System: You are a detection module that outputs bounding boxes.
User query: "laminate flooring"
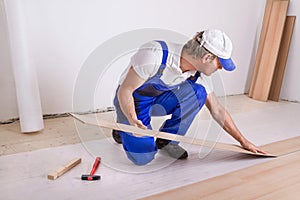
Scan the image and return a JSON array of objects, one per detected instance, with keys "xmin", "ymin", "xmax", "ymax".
[{"xmin": 0, "ymin": 95, "xmax": 299, "ymax": 199}]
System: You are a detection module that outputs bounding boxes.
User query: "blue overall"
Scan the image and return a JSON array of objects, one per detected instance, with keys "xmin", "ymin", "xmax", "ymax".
[{"xmin": 113, "ymin": 41, "xmax": 207, "ymax": 165}]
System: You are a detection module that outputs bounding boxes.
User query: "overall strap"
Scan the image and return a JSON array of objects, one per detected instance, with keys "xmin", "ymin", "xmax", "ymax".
[
  {"xmin": 188, "ymin": 71, "xmax": 201, "ymax": 83},
  {"xmin": 155, "ymin": 40, "xmax": 168, "ymax": 76}
]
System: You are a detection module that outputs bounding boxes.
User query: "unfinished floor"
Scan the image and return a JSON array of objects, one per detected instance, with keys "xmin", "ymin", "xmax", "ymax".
[{"xmin": 0, "ymin": 95, "xmax": 300, "ymax": 199}]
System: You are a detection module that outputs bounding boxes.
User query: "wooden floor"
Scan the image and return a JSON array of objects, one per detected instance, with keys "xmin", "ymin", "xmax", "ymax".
[
  {"xmin": 142, "ymin": 145, "xmax": 300, "ymax": 200},
  {"xmin": 1, "ymin": 95, "xmax": 300, "ymax": 199}
]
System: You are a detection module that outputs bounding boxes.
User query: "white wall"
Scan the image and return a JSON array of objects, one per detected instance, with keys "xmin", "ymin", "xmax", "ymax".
[
  {"xmin": 280, "ymin": 0, "xmax": 300, "ymax": 102},
  {"xmin": 0, "ymin": 0, "xmax": 298, "ymax": 121},
  {"xmin": 0, "ymin": 0, "xmax": 18, "ymax": 120}
]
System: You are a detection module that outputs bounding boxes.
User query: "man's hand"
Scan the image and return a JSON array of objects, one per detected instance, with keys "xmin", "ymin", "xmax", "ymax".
[
  {"xmin": 241, "ymin": 140, "xmax": 267, "ymax": 154},
  {"xmin": 129, "ymin": 117, "xmax": 147, "ymax": 130},
  {"xmin": 127, "ymin": 116, "xmax": 147, "ymax": 137}
]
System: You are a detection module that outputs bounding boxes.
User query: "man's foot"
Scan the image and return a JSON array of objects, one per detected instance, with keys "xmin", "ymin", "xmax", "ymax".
[
  {"xmin": 112, "ymin": 130, "xmax": 122, "ymax": 144},
  {"xmin": 156, "ymin": 138, "xmax": 188, "ymax": 159}
]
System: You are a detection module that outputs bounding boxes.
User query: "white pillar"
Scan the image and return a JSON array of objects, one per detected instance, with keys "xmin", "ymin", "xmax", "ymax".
[{"xmin": 3, "ymin": 0, "xmax": 43, "ymax": 132}]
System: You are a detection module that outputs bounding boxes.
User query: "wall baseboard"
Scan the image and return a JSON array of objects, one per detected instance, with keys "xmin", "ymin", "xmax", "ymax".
[{"xmin": 0, "ymin": 107, "xmax": 115, "ymax": 125}]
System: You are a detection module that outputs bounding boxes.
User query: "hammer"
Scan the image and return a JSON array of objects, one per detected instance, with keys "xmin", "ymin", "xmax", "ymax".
[{"xmin": 81, "ymin": 157, "xmax": 101, "ymax": 181}]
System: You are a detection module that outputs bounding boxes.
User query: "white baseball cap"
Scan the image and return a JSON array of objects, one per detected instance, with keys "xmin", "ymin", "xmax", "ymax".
[{"xmin": 199, "ymin": 29, "xmax": 236, "ymax": 71}]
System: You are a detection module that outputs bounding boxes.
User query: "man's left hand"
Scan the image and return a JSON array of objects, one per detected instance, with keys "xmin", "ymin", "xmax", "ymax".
[{"xmin": 241, "ymin": 140, "xmax": 267, "ymax": 154}]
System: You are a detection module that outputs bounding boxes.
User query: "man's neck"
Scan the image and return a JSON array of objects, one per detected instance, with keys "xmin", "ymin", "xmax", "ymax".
[{"xmin": 180, "ymin": 49, "xmax": 197, "ymax": 72}]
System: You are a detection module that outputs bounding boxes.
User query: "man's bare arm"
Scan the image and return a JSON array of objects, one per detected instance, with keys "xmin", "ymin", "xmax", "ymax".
[
  {"xmin": 117, "ymin": 66, "xmax": 147, "ymax": 129},
  {"xmin": 205, "ymin": 92, "xmax": 267, "ymax": 154}
]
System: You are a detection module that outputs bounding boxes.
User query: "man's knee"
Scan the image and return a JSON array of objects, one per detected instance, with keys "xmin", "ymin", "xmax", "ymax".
[
  {"xmin": 125, "ymin": 151, "xmax": 157, "ymax": 165},
  {"xmin": 121, "ymin": 133, "xmax": 158, "ymax": 165}
]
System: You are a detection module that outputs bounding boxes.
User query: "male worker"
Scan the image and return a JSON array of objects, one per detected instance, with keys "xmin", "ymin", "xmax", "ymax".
[{"xmin": 112, "ymin": 29, "xmax": 266, "ymax": 165}]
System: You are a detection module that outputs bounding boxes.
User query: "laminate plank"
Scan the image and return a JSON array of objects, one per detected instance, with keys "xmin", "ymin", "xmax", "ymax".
[
  {"xmin": 249, "ymin": 0, "xmax": 274, "ymax": 97},
  {"xmin": 251, "ymin": 0, "xmax": 289, "ymax": 101},
  {"xmin": 70, "ymin": 113, "xmax": 274, "ymax": 157},
  {"xmin": 47, "ymin": 158, "xmax": 81, "ymax": 180},
  {"xmin": 260, "ymin": 135, "xmax": 300, "ymax": 156},
  {"xmin": 141, "ymin": 151, "xmax": 300, "ymax": 200},
  {"xmin": 257, "ymin": 181, "xmax": 300, "ymax": 200},
  {"xmin": 269, "ymin": 16, "xmax": 296, "ymax": 101},
  {"xmin": 71, "ymin": 112, "xmax": 300, "ymax": 157}
]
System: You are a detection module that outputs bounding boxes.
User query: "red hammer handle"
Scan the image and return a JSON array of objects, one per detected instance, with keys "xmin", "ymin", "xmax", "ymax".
[{"xmin": 90, "ymin": 157, "xmax": 101, "ymax": 175}]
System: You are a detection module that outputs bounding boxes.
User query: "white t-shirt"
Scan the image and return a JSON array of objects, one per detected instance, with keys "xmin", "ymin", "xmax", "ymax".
[{"xmin": 119, "ymin": 41, "xmax": 213, "ymax": 94}]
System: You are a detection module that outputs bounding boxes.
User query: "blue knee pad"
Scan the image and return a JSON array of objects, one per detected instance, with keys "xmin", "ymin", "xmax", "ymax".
[{"xmin": 121, "ymin": 132, "xmax": 158, "ymax": 166}]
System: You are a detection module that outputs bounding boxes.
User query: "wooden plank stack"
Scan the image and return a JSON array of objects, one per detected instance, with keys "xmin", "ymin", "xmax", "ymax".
[
  {"xmin": 269, "ymin": 16, "xmax": 296, "ymax": 101},
  {"xmin": 249, "ymin": 0, "xmax": 295, "ymax": 101}
]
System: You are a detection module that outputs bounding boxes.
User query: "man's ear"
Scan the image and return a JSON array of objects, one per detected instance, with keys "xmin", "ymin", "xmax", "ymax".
[{"xmin": 202, "ymin": 54, "xmax": 213, "ymax": 63}]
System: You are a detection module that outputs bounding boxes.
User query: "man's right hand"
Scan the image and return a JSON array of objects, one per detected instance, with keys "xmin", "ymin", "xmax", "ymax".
[{"xmin": 129, "ymin": 117, "xmax": 147, "ymax": 130}]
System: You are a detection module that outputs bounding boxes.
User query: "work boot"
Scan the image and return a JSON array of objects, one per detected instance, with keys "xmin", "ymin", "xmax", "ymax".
[
  {"xmin": 156, "ymin": 138, "xmax": 188, "ymax": 159},
  {"xmin": 112, "ymin": 130, "xmax": 122, "ymax": 144}
]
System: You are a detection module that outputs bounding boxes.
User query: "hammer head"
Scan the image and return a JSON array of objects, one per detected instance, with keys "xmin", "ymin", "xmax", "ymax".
[{"xmin": 81, "ymin": 174, "xmax": 101, "ymax": 181}]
